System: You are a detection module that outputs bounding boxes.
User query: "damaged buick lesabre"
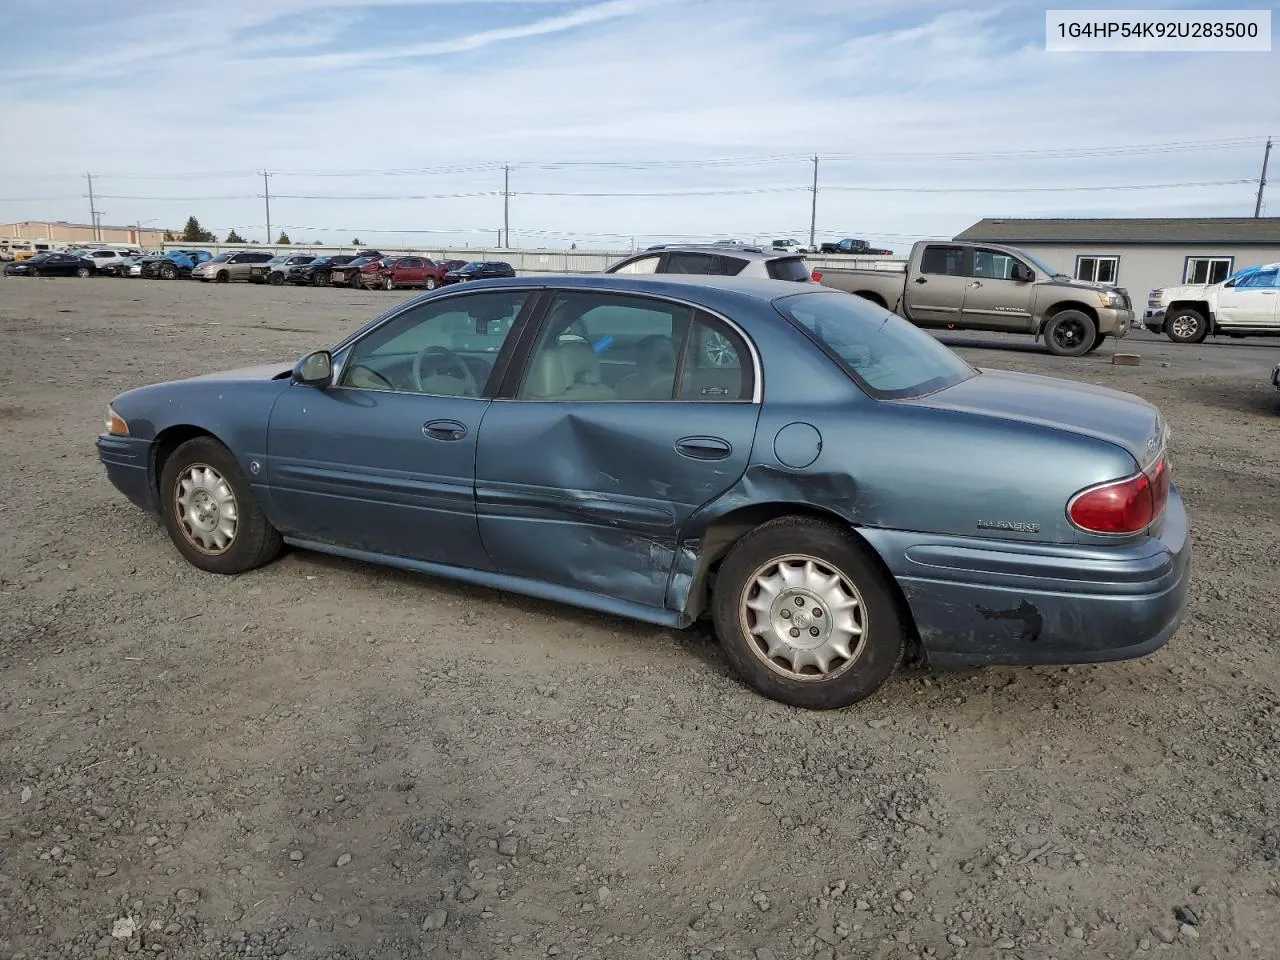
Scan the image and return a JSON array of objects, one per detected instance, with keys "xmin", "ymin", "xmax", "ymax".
[{"xmin": 97, "ymin": 275, "xmax": 1191, "ymax": 709}]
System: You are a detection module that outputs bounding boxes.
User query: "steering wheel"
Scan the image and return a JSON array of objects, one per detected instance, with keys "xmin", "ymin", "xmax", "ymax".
[{"xmin": 412, "ymin": 345, "xmax": 479, "ymax": 396}]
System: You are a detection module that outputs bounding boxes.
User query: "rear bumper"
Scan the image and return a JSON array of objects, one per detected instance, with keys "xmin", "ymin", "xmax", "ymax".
[
  {"xmin": 97, "ymin": 435, "xmax": 156, "ymax": 513},
  {"xmin": 860, "ymin": 486, "xmax": 1191, "ymax": 666}
]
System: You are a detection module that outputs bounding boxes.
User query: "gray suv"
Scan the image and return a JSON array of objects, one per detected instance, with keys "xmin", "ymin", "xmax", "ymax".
[{"xmin": 605, "ymin": 244, "xmax": 816, "ymax": 283}]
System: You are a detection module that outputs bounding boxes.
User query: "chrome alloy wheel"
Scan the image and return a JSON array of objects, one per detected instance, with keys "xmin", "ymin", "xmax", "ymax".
[
  {"xmin": 1171, "ymin": 314, "xmax": 1200, "ymax": 339},
  {"xmin": 739, "ymin": 555, "xmax": 867, "ymax": 681},
  {"xmin": 174, "ymin": 463, "xmax": 238, "ymax": 554}
]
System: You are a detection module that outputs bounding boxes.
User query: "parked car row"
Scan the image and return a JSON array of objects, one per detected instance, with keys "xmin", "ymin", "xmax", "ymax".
[{"xmin": 4, "ymin": 247, "xmax": 518, "ymax": 291}]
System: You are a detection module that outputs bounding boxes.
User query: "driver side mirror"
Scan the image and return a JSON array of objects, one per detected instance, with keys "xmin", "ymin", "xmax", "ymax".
[
  {"xmin": 292, "ymin": 350, "xmax": 333, "ymax": 387},
  {"xmin": 1012, "ymin": 263, "xmax": 1035, "ymax": 282}
]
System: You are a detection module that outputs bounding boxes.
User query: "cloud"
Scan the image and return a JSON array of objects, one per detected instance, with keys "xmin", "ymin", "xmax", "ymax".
[{"xmin": 0, "ymin": 0, "xmax": 1275, "ymax": 247}]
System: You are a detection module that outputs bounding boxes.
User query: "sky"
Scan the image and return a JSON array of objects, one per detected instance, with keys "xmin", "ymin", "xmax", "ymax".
[{"xmin": 0, "ymin": 0, "xmax": 1276, "ymax": 253}]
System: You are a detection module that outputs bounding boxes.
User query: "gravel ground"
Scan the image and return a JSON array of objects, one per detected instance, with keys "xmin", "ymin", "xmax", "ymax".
[{"xmin": 1, "ymin": 275, "xmax": 1278, "ymax": 960}]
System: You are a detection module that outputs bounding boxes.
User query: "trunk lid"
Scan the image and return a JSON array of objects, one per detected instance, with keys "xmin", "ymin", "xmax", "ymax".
[{"xmin": 909, "ymin": 369, "xmax": 1166, "ymax": 468}]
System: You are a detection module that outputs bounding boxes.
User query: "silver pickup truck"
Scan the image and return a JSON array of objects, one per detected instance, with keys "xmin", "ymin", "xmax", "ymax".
[{"xmin": 814, "ymin": 240, "xmax": 1134, "ymax": 357}]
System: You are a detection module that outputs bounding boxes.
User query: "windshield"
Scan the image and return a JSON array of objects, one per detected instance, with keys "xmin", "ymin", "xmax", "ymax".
[
  {"xmin": 1021, "ymin": 251, "xmax": 1065, "ymax": 278},
  {"xmin": 774, "ymin": 290, "xmax": 976, "ymax": 400},
  {"xmin": 208, "ymin": 253, "xmax": 231, "ymax": 263},
  {"xmin": 458, "ymin": 263, "xmax": 481, "ymax": 273}
]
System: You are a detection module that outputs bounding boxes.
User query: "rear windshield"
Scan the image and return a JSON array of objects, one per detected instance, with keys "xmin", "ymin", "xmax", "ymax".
[
  {"xmin": 766, "ymin": 257, "xmax": 812, "ymax": 282},
  {"xmin": 774, "ymin": 291, "xmax": 976, "ymax": 400}
]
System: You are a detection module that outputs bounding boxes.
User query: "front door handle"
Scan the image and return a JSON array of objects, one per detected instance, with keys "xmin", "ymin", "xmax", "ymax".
[
  {"xmin": 676, "ymin": 436, "xmax": 732, "ymax": 461},
  {"xmin": 967, "ymin": 280, "xmax": 982, "ymax": 289},
  {"xmin": 913, "ymin": 276, "xmax": 927, "ymax": 284},
  {"xmin": 423, "ymin": 419, "xmax": 467, "ymax": 441}
]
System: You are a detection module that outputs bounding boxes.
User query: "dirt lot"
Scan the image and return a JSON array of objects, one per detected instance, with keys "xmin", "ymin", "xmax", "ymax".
[{"xmin": 1, "ymin": 275, "xmax": 1278, "ymax": 960}]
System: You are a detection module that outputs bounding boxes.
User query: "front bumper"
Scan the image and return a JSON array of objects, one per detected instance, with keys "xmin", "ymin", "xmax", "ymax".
[
  {"xmin": 860, "ymin": 486, "xmax": 1191, "ymax": 667},
  {"xmin": 1143, "ymin": 308, "xmax": 1166, "ymax": 333},
  {"xmin": 1099, "ymin": 306, "xmax": 1134, "ymax": 338},
  {"xmin": 97, "ymin": 434, "xmax": 156, "ymax": 513}
]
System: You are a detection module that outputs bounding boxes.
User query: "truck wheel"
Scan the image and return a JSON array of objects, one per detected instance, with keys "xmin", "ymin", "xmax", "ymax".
[
  {"xmin": 855, "ymin": 291, "xmax": 887, "ymax": 308},
  {"xmin": 711, "ymin": 517, "xmax": 904, "ymax": 710},
  {"xmin": 1165, "ymin": 308, "xmax": 1209, "ymax": 344},
  {"xmin": 1086, "ymin": 333, "xmax": 1107, "ymax": 353},
  {"xmin": 1044, "ymin": 310, "xmax": 1097, "ymax": 357}
]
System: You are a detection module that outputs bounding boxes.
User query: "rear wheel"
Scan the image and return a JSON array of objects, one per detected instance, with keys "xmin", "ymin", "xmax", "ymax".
[
  {"xmin": 76, "ymin": 266, "xmax": 90, "ymax": 278},
  {"xmin": 1165, "ymin": 307, "xmax": 1209, "ymax": 344},
  {"xmin": 160, "ymin": 263, "xmax": 177, "ymax": 280},
  {"xmin": 424, "ymin": 277, "xmax": 437, "ymax": 291},
  {"xmin": 1044, "ymin": 310, "xmax": 1097, "ymax": 357},
  {"xmin": 312, "ymin": 272, "xmax": 328, "ymax": 286},
  {"xmin": 215, "ymin": 270, "xmax": 229, "ymax": 283},
  {"xmin": 159, "ymin": 436, "xmax": 283, "ymax": 575},
  {"xmin": 29, "ymin": 268, "xmax": 39, "ymax": 278},
  {"xmin": 383, "ymin": 276, "xmax": 394, "ymax": 290},
  {"xmin": 268, "ymin": 271, "xmax": 284, "ymax": 285},
  {"xmin": 711, "ymin": 517, "xmax": 904, "ymax": 709}
]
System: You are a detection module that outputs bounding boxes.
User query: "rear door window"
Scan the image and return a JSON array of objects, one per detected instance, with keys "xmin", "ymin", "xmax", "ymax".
[{"xmin": 919, "ymin": 245, "xmax": 966, "ymax": 276}]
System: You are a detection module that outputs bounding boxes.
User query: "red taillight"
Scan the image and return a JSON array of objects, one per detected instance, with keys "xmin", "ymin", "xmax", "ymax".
[
  {"xmin": 1068, "ymin": 456, "xmax": 1169, "ymax": 535},
  {"xmin": 811, "ymin": 270, "xmax": 823, "ymax": 282}
]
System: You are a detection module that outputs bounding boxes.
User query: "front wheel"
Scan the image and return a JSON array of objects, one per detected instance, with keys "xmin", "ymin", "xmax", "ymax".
[
  {"xmin": 76, "ymin": 266, "xmax": 90, "ymax": 278},
  {"xmin": 160, "ymin": 263, "xmax": 177, "ymax": 280},
  {"xmin": 1043, "ymin": 310, "xmax": 1097, "ymax": 357},
  {"xmin": 1165, "ymin": 307, "xmax": 1209, "ymax": 344},
  {"xmin": 159, "ymin": 436, "xmax": 283, "ymax": 575},
  {"xmin": 312, "ymin": 272, "xmax": 328, "ymax": 286},
  {"xmin": 424, "ymin": 277, "xmax": 437, "ymax": 291},
  {"xmin": 1086, "ymin": 333, "xmax": 1107, "ymax": 354},
  {"xmin": 711, "ymin": 517, "xmax": 904, "ymax": 709},
  {"xmin": 215, "ymin": 270, "xmax": 230, "ymax": 283},
  {"xmin": 383, "ymin": 276, "xmax": 394, "ymax": 291}
]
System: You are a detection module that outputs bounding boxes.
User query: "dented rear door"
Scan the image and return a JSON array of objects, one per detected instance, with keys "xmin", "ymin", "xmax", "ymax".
[{"xmin": 474, "ymin": 290, "xmax": 762, "ymax": 609}]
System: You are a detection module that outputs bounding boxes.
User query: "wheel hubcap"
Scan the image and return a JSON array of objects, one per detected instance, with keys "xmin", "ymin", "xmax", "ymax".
[
  {"xmin": 1172, "ymin": 316, "xmax": 1198, "ymax": 338},
  {"xmin": 739, "ymin": 555, "xmax": 867, "ymax": 681},
  {"xmin": 175, "ymin": 464, "xmax": 238, "ymax": 554}
]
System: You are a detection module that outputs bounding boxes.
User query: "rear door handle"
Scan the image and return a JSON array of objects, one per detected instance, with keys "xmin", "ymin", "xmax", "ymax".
[
  {"xmin": 676, "ymin": 436, "xmax": 732, "ymax": 461},
  {"xmin": 423, "ymin": 419, "xmax": 467, "ymax": 441},
  {"xmin": 967, "ymin": 281, "xmax": 982, "ymax": 289},
  {"xmin": 913, "ymin": 277, "xmax": 927, "ymax": 284}
]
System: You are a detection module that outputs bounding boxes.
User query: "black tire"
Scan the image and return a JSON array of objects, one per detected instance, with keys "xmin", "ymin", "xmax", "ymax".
[
  {"xmin": 312, "ymin": 272, "xmax": 328, "ymax": 286},
  {"xmin": 383, "ymin": 276, "xmax": 394, "ymax": 291},
  {"xmin": 350, "ymin": 274, "xmax": 363, "ymax": 289},
  {"xmin": 1165, "ymin": 307, "xmax": 1209, "ymax": 344},
  {"xmin": 1085, "ymin": 333, "xmax": 1107, "ymax": 354},
  {"xmin": 76, "ymin": 266, "xmax": 90, "ymax": 278},
  {"xmin": 268, "ymin": 271, "xmax": 284, "ymax": 285},
  {"xmin": 711, "ymin": 517, "xmax": 904, "ymax": 710},
  {"xmin": 159, "ymin": 436, "xmax": 283, "ymax": 575},
  {"xmin": 215, "ymin": 270, "xmax": 230, "ymax": 283},
  {"xmin": 1043, "ymin": 309, "xmax": 1097, "ymax": 357},
  {"xmin": 160, "ymin": 263, "xmax": 177, "ymax": 280},
  {"xmin": 29, "ymin": 268, "xmax": 39, "ymax": 278}
]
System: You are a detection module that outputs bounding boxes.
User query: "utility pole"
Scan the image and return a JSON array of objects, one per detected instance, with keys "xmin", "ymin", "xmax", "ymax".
[
  {"xmin": 263, "ymin": 171, "xmax": 272, "ymax": 243},
  {"xmin": 503, "ymin": 165, "xmax": 512, "ymax": 247},
  {"xmin": 1254, "ymin": 137, "xmax": 1272, "ymax": 218},
  {"xmin": 86, "ymin": 173, "xmax": 98, "ymax": 242},
  {"xmin": 808, "ymin": 155, "xmax": 819, "ymax": 250}
]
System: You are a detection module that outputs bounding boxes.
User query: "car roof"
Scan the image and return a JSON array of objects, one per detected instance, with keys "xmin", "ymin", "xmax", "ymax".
[
  {"xmin": 438, "ymin": 272, "xmax": 826, "ymax": 308},
  {"xmin": 621, "ymin": 243, "xmax": 800, "ymax": 260}
]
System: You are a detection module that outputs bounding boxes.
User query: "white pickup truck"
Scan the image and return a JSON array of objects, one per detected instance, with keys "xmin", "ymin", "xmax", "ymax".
[{"xmin": 1145, "ymin": 262, "xmax": 1280, "ymax": 343}]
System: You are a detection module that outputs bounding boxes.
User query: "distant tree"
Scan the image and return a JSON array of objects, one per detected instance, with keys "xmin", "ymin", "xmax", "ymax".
[
  {"xmin": 225, "ymin": 229, "xmax": 246, "ymax": 244},
  {"xmin": 277, "ymin": 232, "xmax": 291, "ymax": 245},
  {"xmin": 180, "ymin": 216, "xmax": 216, "ymax": 243},
  {"xmin": 352, "ymin": 238, "xmax": 363, "ymax": 245},
  {"xmin": 162, "ymin": 230, "xmax": 175, "ymax": 242}
]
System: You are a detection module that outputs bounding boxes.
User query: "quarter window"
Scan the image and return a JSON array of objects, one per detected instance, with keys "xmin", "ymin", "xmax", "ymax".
[
  {"xmin": 516, "ymin": 291, "xmax": 753, "ymax": 402},
  {"xmin": 662, "ymin": 252, "xmax": 743, "ymax": 275},
  {"xmin": 339, "ymin": 291, "xmax": 528, "ymax": 397},
  {"xmin": 1075, "ymin": 256, "xmax": 1119, "ymax": 284},
  {"xmin": 611, "ymin": 255, "xmax": 660, "ymax": 274},
  {"xmin": 919, "ymin": 245, "xmax": 965, "ymax": 276},
  {"xmin": 1184, "ymin": 256, "xmax": 1234, "ymax": 284}
]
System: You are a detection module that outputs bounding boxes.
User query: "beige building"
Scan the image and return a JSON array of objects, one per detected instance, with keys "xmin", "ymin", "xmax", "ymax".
[
  {"xmin": 954, "ymin": 217, "xmax": 1280, "ymax": 300},
  {"xmin": 1, "ymin": 220, "xmax": 171, "ymax": 247}
]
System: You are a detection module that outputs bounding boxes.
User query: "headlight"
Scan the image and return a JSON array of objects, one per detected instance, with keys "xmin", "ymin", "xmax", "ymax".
[
  {"xmin": 1098, "ymin": 290, "xmax": 1126, "ymax": 308},
  {"xmin": 104, "ymin": 404, "xmax": 129, "ymax": 436}
]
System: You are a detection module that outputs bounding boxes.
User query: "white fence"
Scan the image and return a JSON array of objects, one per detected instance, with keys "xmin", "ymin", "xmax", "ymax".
[{"xmin": 159, "ymin": 241, "xmax": 907, "ymax": 276}]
